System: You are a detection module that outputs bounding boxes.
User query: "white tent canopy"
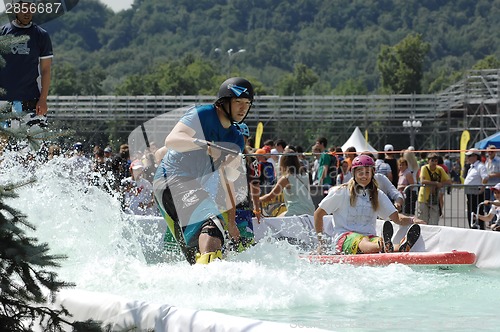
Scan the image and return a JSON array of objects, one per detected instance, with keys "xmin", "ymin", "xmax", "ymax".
[{"xmin": 341, "ymin": 127, "xmax": 378, "ymax": 154}]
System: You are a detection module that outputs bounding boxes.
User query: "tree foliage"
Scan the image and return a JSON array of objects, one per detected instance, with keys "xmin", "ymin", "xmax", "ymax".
[
  {"xmin": 28, "ymin": 0, "xmax": 500, "ymax": 95},
  {"xmin": 377, "ymin": 33, "xmax": 430, "ymax": 94},
  {"xmin": 0, "ymin": 183, "xmax": 103, "ymax": 332},
  {"xmin": 277, "ymin": 63, "xmax": 319, "ymax": 95}
]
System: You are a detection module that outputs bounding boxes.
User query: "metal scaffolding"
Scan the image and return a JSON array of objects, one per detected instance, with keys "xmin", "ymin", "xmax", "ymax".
[{"xmin": 47, "ymin": 69, "xmax": 499, "ymax": 151}]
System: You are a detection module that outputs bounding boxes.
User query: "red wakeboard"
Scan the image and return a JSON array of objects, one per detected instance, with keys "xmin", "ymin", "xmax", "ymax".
[{"xmin": 301, "ymin": 250, "xmax": 476, "ymax": 266}]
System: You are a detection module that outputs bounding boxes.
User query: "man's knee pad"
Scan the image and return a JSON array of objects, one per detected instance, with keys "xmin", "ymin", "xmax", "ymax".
[
  {"xmin": 200, "ymin": 215, "xmax": 225, "ymax": 244},
  {"xmin": 195, "ymin": 250, "xmax": 223, "ymax": 264}
]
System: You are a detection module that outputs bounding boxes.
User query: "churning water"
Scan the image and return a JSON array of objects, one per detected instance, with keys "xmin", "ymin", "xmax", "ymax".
[{"xmin": 2, "ymin": 154, "xmax": 500, "ymax": 331}]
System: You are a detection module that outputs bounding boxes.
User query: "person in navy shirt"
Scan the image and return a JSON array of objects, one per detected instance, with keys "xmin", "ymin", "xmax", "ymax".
[
  {"xmin": 0, "ymin": 0, "xmax": 53, "ymax": 127},
  {"xmin": 153, "ymin": 77, "xmax": 254, "ymax": 265}
]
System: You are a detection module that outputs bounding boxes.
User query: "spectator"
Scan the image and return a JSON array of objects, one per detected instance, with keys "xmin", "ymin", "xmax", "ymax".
[
  {"xmin": 109, "ymin": 144, "xmax": 131, "ymax": 191},
  {"xmin": 402, "ymin": 149, "xmax": 419, "ymax": 209},
  {"xmin": 47, "ymin": 144, "xmax": 60, "ymax": 160},
  {"xmin": 344, "ymin": 146, "xmax": 357, "ymax": 170},
  {"xmin": 233, "ymin": 122, "xmax": 260, "ymax": 249},
  {"xmin": 464, "ymin": 148, "xmax": 488, "ymax": 229},
  {"xmin": 484, "ymin": 145, "xmax": 500, "ymax": 213},
  {"xmin": 475, "ymin": 183, "xmax": 500, "ymax": 231},
  {"xmin": 260, "ymin": 153, "xmax": 315, "ymax": 217},
  {"xmin": 104, "ymin": 146, "xmax": 113, "ymax": 160},
  {"xmin": 375, "ymin": 152, "xmax": 393, "ymax": 182},
  {"xmin": 417, "ymin": 153, "xmax": 451, "ymax": 225},
  {"xmin": 397, "ymin": 157, "xmax": 416, "ymax": 215},
  {"xmin": 450, "ymin": 160, "xmax": 462, "ymax": 184},
  {"xmin": 122, "ymin": 160, "xmax": 156, "ymax": 216},
  {"xmin": 0, "ymin": 0, "xmax": 53, "ymax": 129},
  {"xmin": 383, "ymin": 144, "xmax": 399, "ymax": 187},
  {"xmin": 310, "ymin": 144, "xmax": 322, "ymax": 185},
  {"xmin": 295, "ymin": 145, "xmax": 309, "ymax": 175},
  {"xmin": 336, "ymin": 159, "xmax": 351, "ymax": 185},
  {"xmin": 314, "ymin": 137, "xmax": 335, "ymax": 186},
  {"xmin": 262, "ymin": 139, "xmax": 274, "ymax": 154},
  {"xmin": 66, "ymin": 142, "xmax": 92, "ymax": 184},
  {"xmin": 255, "ymin": 148, "xmax": 275, "ymax": 185}
]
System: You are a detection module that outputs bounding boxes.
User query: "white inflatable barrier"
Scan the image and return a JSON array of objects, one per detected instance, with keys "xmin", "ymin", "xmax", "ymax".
[
  {"xmin": 49, "ymin": 215, "xmax": 499, "ymax": 332},
  {"xmin": 253, "ymin": 215, "xmax": 500, "ymax": 269},
  {"xmin": 47, "ymin": 289, "xmax": 329, "ymax": 332}
]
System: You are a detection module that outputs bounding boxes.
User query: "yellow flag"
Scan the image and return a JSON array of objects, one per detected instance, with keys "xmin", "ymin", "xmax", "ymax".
[
  {"xmin": 460, "ymin": 130, "xmax": 470, "ymax": 183},
  {"xmin": 254, "ymin": 122, "xmax": 264, "ymax": 149}
]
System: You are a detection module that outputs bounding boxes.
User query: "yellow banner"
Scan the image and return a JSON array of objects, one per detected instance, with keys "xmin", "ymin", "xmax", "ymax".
[
  {"xmin": 460, "ymin": 130, "xmax": 470, "ymax": 183},
  {"xmin": 254, "ymin": 122, "xmax": 264, "ymax": 149}
]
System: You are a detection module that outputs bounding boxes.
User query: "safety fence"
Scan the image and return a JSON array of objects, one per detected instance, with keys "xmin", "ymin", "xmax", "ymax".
[{"xmin": 260, "ymin": 183, "xmax": 496, "ymax": 230}]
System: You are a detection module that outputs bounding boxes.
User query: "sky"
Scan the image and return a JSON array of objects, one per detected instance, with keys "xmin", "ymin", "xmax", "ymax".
[{"xmin": 100, "ymin": 0, "xmax": 134, "ymax": 12}]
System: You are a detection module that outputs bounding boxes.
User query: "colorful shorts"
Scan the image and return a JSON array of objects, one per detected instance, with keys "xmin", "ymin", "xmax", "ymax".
[
  {"xmin": 153, "ymin": 175, "xmax": 223, "ymax": 264},
  {"xmin": 336, "ymin": 231, "xmax": 380, "ymax": 254}
]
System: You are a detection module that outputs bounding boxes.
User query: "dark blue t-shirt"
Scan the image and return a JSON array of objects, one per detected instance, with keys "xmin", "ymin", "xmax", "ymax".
[
  {"xmin": 157, "ymin": 104, "xmax": 245, "ymax": 180},
  {"xmin": 0, "ymin": 21, "xmax": 53, "ymax": 101}
]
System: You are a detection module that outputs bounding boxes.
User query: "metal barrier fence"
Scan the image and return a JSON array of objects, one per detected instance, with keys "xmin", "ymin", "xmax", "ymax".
[
  {"xmin": 404, "ymin": 184, "xmax": 489, "ymax": 229},
  {"xmin": 260, "ymin": 183, "xmax": 495, "ymax": 229}
]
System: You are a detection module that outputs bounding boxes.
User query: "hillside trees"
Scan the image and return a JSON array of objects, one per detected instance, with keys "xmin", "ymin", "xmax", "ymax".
[
  {"xmin": 377, "ymin": 33, "xmax": 430, "ymax": 94},
  {"xmin": 42, "ymin": 0, "xmax": 500, "ymax": 96},
  {"xmin": 115, "ymin": 55, "xmax": 219, "ymax": 95}
]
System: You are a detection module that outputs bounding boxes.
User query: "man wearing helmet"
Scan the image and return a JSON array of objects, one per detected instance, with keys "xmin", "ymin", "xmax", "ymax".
[
  {"xmin": 0, "ymin": 0, "xmax": 53, "ymax": 128},
  {"xmin": 153, "ymin": 77, "xmax": 254, "ymax": 265},
  {"xmin": 314, "ymin": 155, "xmax": 422, "ymax": 255}
]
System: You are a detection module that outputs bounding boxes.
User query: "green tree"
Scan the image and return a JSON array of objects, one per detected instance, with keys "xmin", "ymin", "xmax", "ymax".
[
  {"xmin": 472, "ymin": 55, "xmax": 500, "ymax": 70},
  {"xmin": 377, "ymin": 33, "xmax": 431, "ymax": 94},
  {"xmin": 333, "ymin": 78, "xmax": 368, "ymax": 95},
  {"xmin": 277, "ymin": 63, "xmax": 318, "ymax": 95},
  {"xmin": 51, "ymin": 63, "xmax": 106, "ymax": 95}
]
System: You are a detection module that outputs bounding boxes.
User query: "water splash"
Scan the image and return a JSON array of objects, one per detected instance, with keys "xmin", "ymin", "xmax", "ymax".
[{"xmin": 3, "ymin": 157, "xmax": 500, "ymax": 331}]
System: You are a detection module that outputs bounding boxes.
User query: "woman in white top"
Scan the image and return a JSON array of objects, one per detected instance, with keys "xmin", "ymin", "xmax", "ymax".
[
  {"xmin": 314, "ymin": 155, "xmax": 420, "ymax": 255},
  {"xmin": 259, "ymin": 153, "xmax": 315, "ymax": 217}
]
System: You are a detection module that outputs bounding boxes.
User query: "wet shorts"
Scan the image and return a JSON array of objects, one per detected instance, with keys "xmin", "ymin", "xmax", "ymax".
[{"xmin": 336, "ymin": 231, "xmax": 380, "ymax": 254}]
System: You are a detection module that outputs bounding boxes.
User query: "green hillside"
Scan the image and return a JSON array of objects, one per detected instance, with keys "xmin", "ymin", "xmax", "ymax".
[{"xmin": 39, "ymin": 0, "xmax": 500, "ymax": 95}]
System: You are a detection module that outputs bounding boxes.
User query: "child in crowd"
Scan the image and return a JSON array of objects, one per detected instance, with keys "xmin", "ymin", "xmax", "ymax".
[
  {"xmin": 255, "ymin": 148, "xmax": 275, "ymax": 185},
  {"xmin": 474, "ymin": 183, "xmax": 500, "ymax": 231}
]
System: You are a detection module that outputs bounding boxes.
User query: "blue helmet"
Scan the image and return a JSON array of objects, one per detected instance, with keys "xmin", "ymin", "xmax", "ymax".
[{"xmin": 237, "ymin": 123, "xmax": 250, "ymax": 137}]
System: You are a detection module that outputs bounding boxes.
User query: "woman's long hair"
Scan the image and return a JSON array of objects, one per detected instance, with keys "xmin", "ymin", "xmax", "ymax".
[
  {"xmin": 342, "ymin": 166, "xmax": 379, "ymax": 210},
  {"xmin": 279, "ymin": 154, "xmax": 303, "ymax": 176},
  {"xmin": 403, "ymin": 150, "xmax": 419, "ymax": 172}
]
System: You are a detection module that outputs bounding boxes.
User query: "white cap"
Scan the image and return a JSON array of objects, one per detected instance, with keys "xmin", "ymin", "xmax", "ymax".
[
  {"xmin": 271, "ymin": 148, "xmax": 279, "ymax": 154},
  {"xmin": 384, "ymin": 144, "xmax": 394, "ymax": 152},
  {"xmin": 492, "ymin": 183, "xmax": 500, "ymax": 192},
  {"xmin": 465, "ymin": 148, "xmax": 481, "ymax": 156}
]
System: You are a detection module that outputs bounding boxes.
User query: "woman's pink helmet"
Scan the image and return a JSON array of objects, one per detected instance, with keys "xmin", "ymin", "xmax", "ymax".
[{"xmin": 351, "ymin": 155, "xmax": 375, "ymax": 170}]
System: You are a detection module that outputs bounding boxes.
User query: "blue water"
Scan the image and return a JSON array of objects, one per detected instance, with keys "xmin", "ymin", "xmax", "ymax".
[{"xmin": 3, "ymin": 154, "xmax": 500, "ymax": 331}]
